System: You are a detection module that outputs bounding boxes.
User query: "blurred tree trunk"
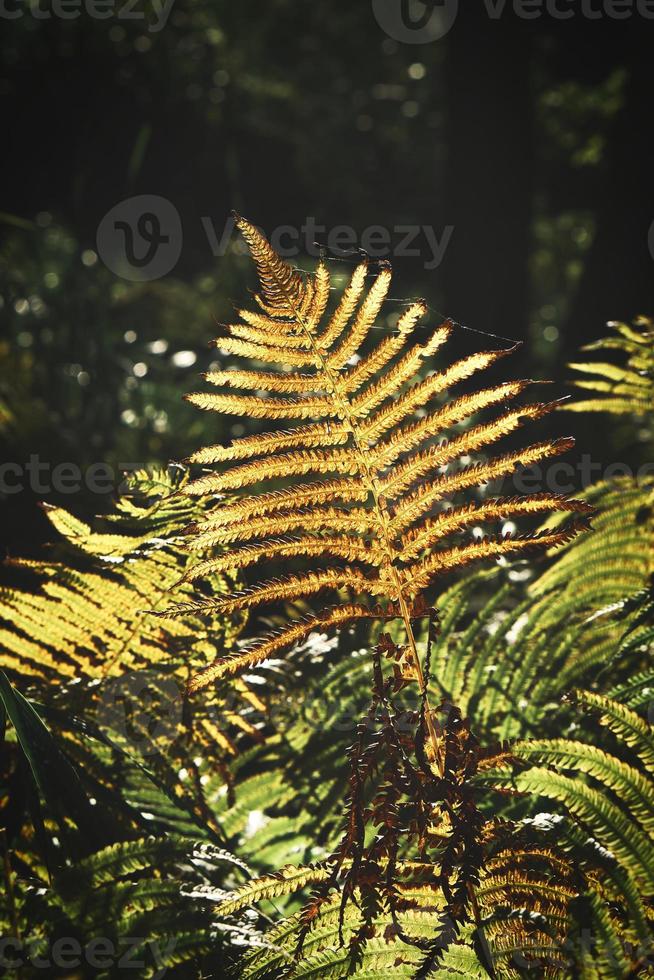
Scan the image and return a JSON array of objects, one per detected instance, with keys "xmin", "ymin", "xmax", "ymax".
[
  {"xmin": 443, "ymin": 10, "xmax": 534, "ymax": 341},
  {"xmin": 563, "ymin": 29, "xmax": 654, "ymax": 347}
]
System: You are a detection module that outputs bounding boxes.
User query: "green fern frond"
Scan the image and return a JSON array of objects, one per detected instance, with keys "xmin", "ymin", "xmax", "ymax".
[
  {"xmin": 479, "ymin": 688, "xmax": 654, "ymax": 976},
  {"xmin": 0, "ymin": 466, "xmax": 244, "ymax": 691},
  {"xmin": 563, "ymin": 316, "xmax": 654, "ymax": 419}
]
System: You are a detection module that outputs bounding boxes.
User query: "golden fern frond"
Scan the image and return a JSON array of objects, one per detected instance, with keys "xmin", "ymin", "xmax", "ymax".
[
  {"xmin": 340, "ymin": 300, "xmax": 433, "ymax": 396},
  {"xmin": 187, "ymin": 604, "xmax": 378, "ymax": 691},
  {"xmin": 179, "ymin": 535, "xmax": 384, "ymax": 580},
  {"xmin": 347, "ymin": 320, "xmax": 452, "ymax": 415},
  {"xmin": 239, "ymin": 219, "xmax": 326, "ymax": 318},
  {"xmin": 399, "ymin": 494, "xmax": 593, "ymax": 563},
  {"xmin": 564, "ymin": 316, "xmax": 654, "ymax": 417},
  {"xmin": 185, "ymin": 390, "xmax": 340, "ymax": 421},
  {"xmin": 163, "ymin": 567, "xmax": 386, "ymax": 618},
  {"xmin": 389, "ymin": 438, "xmax": 577, "ymax": 535},
  {"xmin": 175, "ymin": 216, "xmax": 587, "ymax": 698},
  {"xmin": 354, "ymin": 346, "xmax": 514, "ymax": 437},
  {"xmin": 188, "ymin": 422, "xmax": 350, "ymax": 465},
  {"xmin": 186, "ymin": 448, "xmax": 360, "ymax": 495},
  {"xmin": 185, "ymin": 506, "xmax": 376, "ymax": 550},
  {"xmin": 184, "ymin": 479, "xmax": 369, "ymax": 524},
  {"xmin": 315, "ymin": 260, "xmax": 368, "ymax": 351},
  {"xmin": 202, "ymin": 368, "xmax": 326, "ymax": 394},
  {"xmin": 228, "ymin": 322, "xmax": 312, "ymax": 348},
  {"xmin": 372, "ymin": 386, "xmax": 543, "ymax": 472},
  {"xmin": 380, "ymin": 433, "xmax": 565, "ymax": 499},
  {"xmin": 209, "ymin": 335, "xmax": 318, "ymax": 365},
  {"xmin": 403, "ymin": 524, "xmax": 584, "ymax": 595},
  {"xmin": 324, "ymin": 263, "xmax": 392, "ymax": 371}
]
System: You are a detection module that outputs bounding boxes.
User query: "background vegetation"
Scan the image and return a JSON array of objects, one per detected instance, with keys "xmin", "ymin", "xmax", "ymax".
[
  {"xmin": 1, "ymin": 3, "xmax": 653, "ymax": 550},
  {"xmin": 1, "ymin": 4, "xmax": 653, "ymax": 978}
]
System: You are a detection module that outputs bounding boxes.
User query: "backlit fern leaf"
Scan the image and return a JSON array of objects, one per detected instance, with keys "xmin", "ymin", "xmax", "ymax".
[
  {"xmin": 424, "ymin": 475, "xmax": 652, "ymax": 742},
  {"xmin": 532, "ymin": 478, "xmax": 653, "ymax": 615},
  {"xmin": 166, "ymin": 216, "xmax": 589, "ymax": 695},
  {"xmin": 477, "ymin": 845, "xmax": 578, "ymax": 978},
  {"xmin": 481, "ymin": 690, "xmax": 654, "ymax": 974},
  {"xmin": 212, "ymin": 863, "xmax": 333, "ymax": 918},
  {"xmin": 0, "ymin": 466, "xmax": 258, "ymax": 779},
  {"xmin": 564, "ymin": 315, "xmax": 654, "ymax": 418},
  {"xmin": 0, "ymin": 466, "xmax": 243, "ymax": 688},
  {"xmin": 4, "ymin": 834, "xmax": 249, "ymax": 977},
  {"xmin": 235, "ymin": 874, "xmax": 490, "ymax": 979}
]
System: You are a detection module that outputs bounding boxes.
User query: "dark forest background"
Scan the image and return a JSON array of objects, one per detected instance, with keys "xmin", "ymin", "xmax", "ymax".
[{"xmin": 1, "ymin": 1, "xmax": 652, "ymax": 554}]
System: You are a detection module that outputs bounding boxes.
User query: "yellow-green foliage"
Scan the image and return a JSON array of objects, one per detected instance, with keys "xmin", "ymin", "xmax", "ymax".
[
  {"xmin": 565, "ymin": 316, "xmax": 654, "ymax": 418},
  {"xmin": 481, "ymin": 689, "xmax": 654, "ymax": 977},
  {"xmin": 426, "ymin": 474, "xmax": 653, "ymax": 742},
  {"xmin": 0, "ymin": 466, "xmax": 243, "ymax": 687},
  {"xmin": 0, "ymin": 466, "xmax": 265, "ymax": 772}
]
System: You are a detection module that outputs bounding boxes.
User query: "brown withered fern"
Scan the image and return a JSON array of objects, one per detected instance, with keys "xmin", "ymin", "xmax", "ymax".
[
  {"xmin": 152, "ymin": 217, "xmax": 595, "ymax": 973},
  {"xmin": 288, "ymin": 619, "xmax": 493, "ymax": 976},
  {"xmin": 161, "ymin": 216, "xmax": 589, "ymax": 708}
]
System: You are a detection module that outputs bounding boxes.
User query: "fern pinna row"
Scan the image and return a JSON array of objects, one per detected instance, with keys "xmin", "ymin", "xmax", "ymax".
[
  {"xmin": 152, "ymin": 217, "xmax": 593, "ymax": 973},
  {"xmin": 565, "ymin": 315, "xmax": 654, "ymax": 419},
  {"xmin": 165, "ymin": 216, "xmax": 589, "ymax": 715}
]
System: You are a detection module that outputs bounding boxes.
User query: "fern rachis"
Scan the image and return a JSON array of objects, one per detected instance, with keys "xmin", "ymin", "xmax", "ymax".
[{"xmin": 165, "ymin": 216, "xmax": 590, "ymax": 781}]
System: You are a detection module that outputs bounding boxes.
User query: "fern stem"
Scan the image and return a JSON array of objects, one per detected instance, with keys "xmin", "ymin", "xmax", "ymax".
[{"xmin": 273, "ymin": 265, "xmax": 444, "ymax": 774}]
